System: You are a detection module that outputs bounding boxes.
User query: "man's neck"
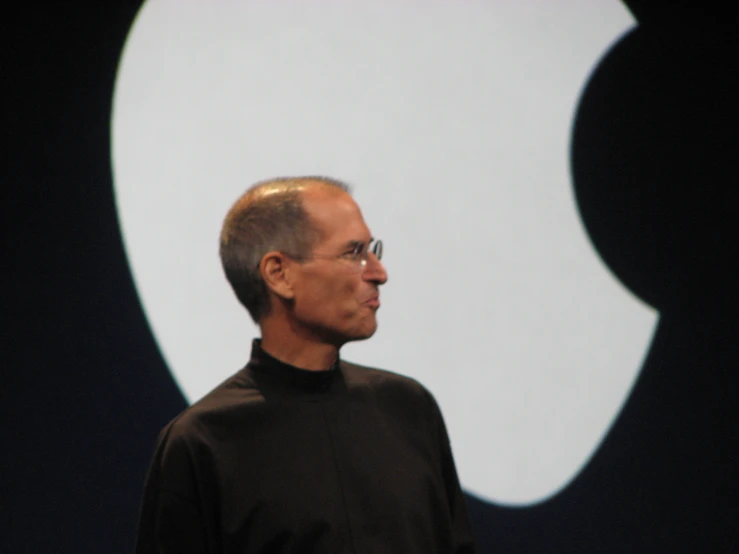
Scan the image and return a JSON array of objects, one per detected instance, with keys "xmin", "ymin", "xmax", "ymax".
[{"xmin": 260, "ymin": 323, "xmax": 339, "ymax": 371}]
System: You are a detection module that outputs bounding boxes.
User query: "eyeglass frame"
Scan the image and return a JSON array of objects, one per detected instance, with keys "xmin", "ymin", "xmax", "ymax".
[
  {"xmin": 279, "ymin": 238, "xmax": 383, "ymax": 272},
  {"xmin": 257, "ymin": 238, "xmax": 383, "ymax": 273}
]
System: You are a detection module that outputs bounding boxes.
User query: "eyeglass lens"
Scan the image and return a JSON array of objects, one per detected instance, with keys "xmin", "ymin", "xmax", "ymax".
[{"xmin": 371, "ymin": 239, "xmax": 383, "ymax": 260}]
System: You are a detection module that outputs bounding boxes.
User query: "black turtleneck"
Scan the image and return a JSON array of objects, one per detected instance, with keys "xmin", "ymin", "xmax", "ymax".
[{"xmin": 135, "ymin": 340, "xmax": 476, "ymax": 554}]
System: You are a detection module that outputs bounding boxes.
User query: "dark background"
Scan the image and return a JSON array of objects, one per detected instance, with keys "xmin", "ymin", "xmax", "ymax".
[{"xmin": 4, "ymin": 1, "xmax": 738, "ymax": 552}]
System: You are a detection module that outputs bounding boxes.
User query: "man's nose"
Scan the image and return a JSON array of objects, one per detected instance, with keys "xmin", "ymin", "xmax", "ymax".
[{"xmin": 364, "ymin": 253, "xmax": 388, "ymax": 284}]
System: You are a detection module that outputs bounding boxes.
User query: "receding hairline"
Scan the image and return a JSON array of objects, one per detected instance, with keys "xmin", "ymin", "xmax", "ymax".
[
  {"xmin": 247, "ymin": 176, "xmax": 349, "ymax": 200},
  {"xmin": 219, "ymin": 176, "xmax": 352, "ymax": 247},
  {"xmin": 228, "ymin": 176, "xmax": 348, "ymax": 216}
]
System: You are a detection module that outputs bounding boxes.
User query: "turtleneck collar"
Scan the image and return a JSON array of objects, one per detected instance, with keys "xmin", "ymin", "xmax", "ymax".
[{"xmin": 246, "ymin": 339, "xmax": 340, "ymax": 396}]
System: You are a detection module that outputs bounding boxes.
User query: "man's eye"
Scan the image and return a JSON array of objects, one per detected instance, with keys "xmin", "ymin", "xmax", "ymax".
[{"xmin": 345, "ymin": 244, "xmax": 365, "ymax": 259}]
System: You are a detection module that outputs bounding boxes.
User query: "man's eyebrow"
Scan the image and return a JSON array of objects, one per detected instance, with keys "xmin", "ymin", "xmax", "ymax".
[{"xmin": 342, "ymin": 238, "xmax": 373, "ymax": 249}]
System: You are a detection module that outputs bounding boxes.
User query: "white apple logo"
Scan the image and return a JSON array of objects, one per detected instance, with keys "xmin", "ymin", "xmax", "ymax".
[{"xmin": 112, "ymin": 0, "xmax": 655, "ymax": 505}]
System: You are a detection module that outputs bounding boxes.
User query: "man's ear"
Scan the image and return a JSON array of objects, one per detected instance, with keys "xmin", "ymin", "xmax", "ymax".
[{"xmin": 260, "ymin": 251, "xmax": 296, "ymax": 300}]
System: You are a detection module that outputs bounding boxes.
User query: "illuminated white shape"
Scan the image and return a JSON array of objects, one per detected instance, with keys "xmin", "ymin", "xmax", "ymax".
[{"xmin": 112, "ymin": 0, "xmax": 653, "ymax": 505}]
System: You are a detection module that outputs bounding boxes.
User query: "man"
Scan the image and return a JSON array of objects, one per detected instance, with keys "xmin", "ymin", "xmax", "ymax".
[{"xmin": 135, "ymin": 176, "xmax": 476, "ymax": 553}]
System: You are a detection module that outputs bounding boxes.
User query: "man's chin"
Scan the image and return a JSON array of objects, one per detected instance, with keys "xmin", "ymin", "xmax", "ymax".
[
  {"xmin": 352, "ymin": 330, "xmax": 376, "ymax": 342},
  {"xmin": 338, "ymin": 321, "xmax": 378, "ymax": 345}
]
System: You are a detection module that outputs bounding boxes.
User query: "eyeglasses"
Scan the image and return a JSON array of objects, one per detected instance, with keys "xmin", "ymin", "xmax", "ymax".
[{"xmin": 295, "ymin": 238, "xmax": 383, "ymax": 272}]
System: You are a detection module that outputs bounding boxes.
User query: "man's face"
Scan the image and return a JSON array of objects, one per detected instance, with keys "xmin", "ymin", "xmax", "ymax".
[{"xmin": 288, "ymin": 187, "xmax": 388, "ymax": 346}]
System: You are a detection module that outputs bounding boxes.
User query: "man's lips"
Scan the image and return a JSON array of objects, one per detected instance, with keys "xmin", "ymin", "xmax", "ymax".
[{"xmin": 364, "ymin": 294, "xmax": 380, "ymax": 308}]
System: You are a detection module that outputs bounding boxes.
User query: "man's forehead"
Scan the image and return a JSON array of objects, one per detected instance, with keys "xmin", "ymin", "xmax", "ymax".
[
  {"xmin": 301, "ymin": 186, "xmax": 370, "ymax": 241},
  {"xmin": 302, "ymin": 185, "xmax": 357, "ymax": 215}
]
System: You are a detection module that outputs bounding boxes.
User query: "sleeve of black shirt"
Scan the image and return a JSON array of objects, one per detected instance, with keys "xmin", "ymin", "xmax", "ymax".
[
  {"xmin": 134, "ymin": 421, "xmax": 214, "ymax": 554},
  {"xmin": 425, "ymin": 389, "xmax": 478, "ymax": 554}
]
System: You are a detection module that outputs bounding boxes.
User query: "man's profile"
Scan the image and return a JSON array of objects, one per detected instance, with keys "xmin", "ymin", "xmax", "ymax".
[{"xmin": 135, "ymin": 176, "xmax": 475, "ymax": 553}]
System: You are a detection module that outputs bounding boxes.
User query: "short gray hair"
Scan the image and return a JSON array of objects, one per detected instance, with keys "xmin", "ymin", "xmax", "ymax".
[{"xmin": 219, "ymin": 176, "xmax": 351, "ymax": 322}]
